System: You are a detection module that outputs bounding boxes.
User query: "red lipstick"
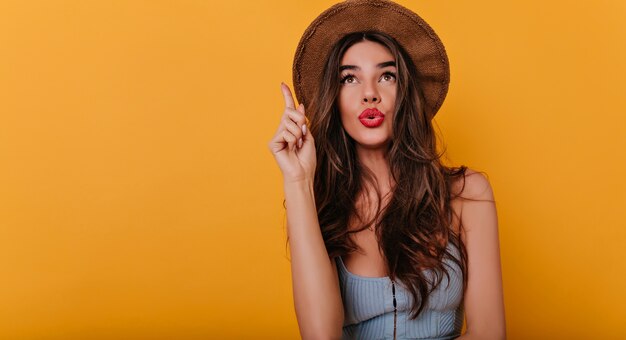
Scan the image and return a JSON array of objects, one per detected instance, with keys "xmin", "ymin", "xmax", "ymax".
[{"xmin": 358, "ymin": 108, "xmax": 385, "ymax": 128}]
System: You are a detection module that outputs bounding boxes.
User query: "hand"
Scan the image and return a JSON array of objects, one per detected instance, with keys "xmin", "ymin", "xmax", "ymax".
[{"xmin": 268, "ymin": 83, "xmax": 316, "ymax": 183}]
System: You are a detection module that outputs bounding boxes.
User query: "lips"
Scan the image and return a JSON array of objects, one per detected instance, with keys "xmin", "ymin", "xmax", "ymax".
[{"xmin": 359, "ymin": 108, "xmax": 385, "ymax": 128}]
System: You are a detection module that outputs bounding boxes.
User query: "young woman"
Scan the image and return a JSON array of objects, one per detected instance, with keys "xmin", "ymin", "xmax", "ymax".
[{"xmin": 268, "ymin": 1, "xmax": 505, "ymax": 339}]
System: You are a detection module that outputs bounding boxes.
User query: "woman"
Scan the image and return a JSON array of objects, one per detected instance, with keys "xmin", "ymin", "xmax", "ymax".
[{"xmin": 268, "ymin": 1, "xmax": 505, "ymax": 339}]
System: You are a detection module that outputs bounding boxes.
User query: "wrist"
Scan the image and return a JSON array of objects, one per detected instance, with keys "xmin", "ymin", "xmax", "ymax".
[
  {"xmin": 283, "ymin": 177, "xmax": 315, "ymax": 197},
  {"xmin": 284, "ymin": 176, "xmax": 314, "ymax": 187}
]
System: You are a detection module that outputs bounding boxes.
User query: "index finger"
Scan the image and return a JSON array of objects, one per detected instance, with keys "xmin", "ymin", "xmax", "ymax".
[{"xmin": 280, "ymin": 82, "xmax": 296, "ymax": 110}]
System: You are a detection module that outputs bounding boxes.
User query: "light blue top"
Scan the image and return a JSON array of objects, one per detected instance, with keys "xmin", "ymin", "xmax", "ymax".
[{"xmin": 335, "ymin": 243, "xmax": 464, "ymax": 339}]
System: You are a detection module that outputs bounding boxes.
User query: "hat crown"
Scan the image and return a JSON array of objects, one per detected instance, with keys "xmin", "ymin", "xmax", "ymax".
[{"xmin": 293, "ymin": 0, "xmax": 450, "ymax": 118}]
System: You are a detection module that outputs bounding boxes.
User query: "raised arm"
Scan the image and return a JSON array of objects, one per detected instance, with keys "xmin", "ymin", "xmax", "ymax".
[
  {"xmin": 456, "ymin": 171, "xmax": 506, "ymax": 340},
  {"xmin": 268, "ymin": 83, "xmax": 344, "ymax": 339}
]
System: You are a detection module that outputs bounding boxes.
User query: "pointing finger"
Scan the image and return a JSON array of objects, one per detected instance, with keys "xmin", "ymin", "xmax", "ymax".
[{"xmin": 281, "ymin": 82, "xmax": 296, "ymax": 110}]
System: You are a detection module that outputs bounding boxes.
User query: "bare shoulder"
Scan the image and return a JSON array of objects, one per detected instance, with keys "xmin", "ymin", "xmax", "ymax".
[
  {"xmin": 451, "ymin": 167, "xmax": 495, "ymax": 202},
  {"xmin": 449, "ymin": 168, "xmax": 496, "ymax": 234}
]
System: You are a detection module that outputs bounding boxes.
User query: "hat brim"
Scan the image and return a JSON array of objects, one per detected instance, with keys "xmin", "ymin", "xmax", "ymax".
[{"xmin": 292, "ymin": 0, "xmax": 450, "ymax": 118}]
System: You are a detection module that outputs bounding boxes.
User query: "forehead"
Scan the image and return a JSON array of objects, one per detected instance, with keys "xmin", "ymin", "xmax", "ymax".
[{"xmin": 340, "ymin": 40, "xmax": 395, "ymax": 65}]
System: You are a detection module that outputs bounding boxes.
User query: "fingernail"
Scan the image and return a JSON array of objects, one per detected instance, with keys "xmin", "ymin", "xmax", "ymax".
[
  {"xmin": 298, "ymin": 138, "xmax": 303, "ymax": 148},
  {"xmin": 301, "ymin": 124, "xmax": 307, "ymax": 136}
]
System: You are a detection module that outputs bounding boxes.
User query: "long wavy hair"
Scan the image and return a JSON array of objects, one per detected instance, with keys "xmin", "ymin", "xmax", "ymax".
[{"xmin": 307, "ymin": 31, "xmax": 470, "ymax": 319}]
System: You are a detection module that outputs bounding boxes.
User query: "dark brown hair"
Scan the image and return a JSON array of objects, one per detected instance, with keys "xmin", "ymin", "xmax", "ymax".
[{"xmin": 307, "ymin": 31, "xmax": 469, "ymax": 319}]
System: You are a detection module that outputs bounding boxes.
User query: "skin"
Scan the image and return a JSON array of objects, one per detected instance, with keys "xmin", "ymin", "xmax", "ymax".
[
  {"xmin": 269, "ymin": 41, "xmax": 506, "ymax": 339},
  {"xmin": 338, "ymin": 41, "xmax": 397, "ymax": 155},
  {"xmin": 338, "ymin": 40, "xmax": 397, "ymax": 278},
  {"xmin": 269, "ymin": 84, "xmax": 342, "ymax": 339}
]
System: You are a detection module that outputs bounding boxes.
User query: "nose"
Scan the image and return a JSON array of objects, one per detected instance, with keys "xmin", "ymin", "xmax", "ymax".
[{"xmin": 362, "ymin": 83, "xmax": 381, "ymax": 104}]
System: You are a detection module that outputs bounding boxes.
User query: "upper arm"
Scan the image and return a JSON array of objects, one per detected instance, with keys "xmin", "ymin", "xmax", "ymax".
[{"xmin": 458, "ymin": 170, "xmax": 506, "ymax": 339}]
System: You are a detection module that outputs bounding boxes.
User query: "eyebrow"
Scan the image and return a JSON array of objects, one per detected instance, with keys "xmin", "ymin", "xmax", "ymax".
[{"xmin": 339, "ymin": 61, "xmax": 396, "ymax": 72}]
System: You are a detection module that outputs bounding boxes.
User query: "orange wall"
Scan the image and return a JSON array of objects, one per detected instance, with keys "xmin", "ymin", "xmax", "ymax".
[{"xmin": 1, "ymin": 1, "xmax": 624, "ymax": 339}]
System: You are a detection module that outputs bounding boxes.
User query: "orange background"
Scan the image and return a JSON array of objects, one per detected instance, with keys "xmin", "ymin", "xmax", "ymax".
[{"xmin": 1, "ymin": 1, "xmax": 625, "ymax": 339}]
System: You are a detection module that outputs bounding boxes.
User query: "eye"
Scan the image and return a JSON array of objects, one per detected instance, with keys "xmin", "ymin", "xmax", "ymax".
[
  {"xmin": 340, "ymin": 74, "xmax": 357, "ymax": 84},
  {"xmin": 380, "ymin": 72, "xmax": 397, "ymax": 82}
]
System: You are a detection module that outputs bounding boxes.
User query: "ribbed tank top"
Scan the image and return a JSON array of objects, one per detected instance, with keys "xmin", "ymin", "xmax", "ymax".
[{"xmin": 335, "ymin": 243, "xmax": 464, "ymax": 339}]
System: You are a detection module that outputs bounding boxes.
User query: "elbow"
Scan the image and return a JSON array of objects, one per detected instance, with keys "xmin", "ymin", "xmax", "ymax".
[
  {"xmin": 463, "ymin": 316, "xmax": 506, "ymax": 340},
  {"xmin": 299, "ymin": 318, "xmax": 343, "ymax": 340},
  {"xmin": 295, "ymin": 297, "xmax": 344, "ymax": 339},
  {"xmin": 300, "ymin": 320, "xmax": 343, "ymax": 340},
  {"xmin": 486, "ymin": 333, "xmax": 506, "ymax": 340},
  {"xmin": 301, "ymin": 328, "xmax": 342, "ymax": 340},
  {"xmin": 462, "ymin": 328, "xmax": 506, "ymax": 340},
  {"xmin": 484, "ymin": 330, "xmax": 507, "ymax": 340}
]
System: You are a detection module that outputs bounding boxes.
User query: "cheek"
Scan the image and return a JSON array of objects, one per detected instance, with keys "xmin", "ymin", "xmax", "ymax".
[
  {"xmin": 381, "ymin": 86, "xmax": 397, "ymax": 106},
  {"xmin": 339, "ymin": 106, "xmax": 353, "ymax": 131},
  {"xmin": 338, "ymin": 87, "xmax": 357, "ymax": 110}
]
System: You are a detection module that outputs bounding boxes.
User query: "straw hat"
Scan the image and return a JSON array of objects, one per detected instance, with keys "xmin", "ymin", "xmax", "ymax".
[{"xmin": 292, "ymin": 0, "xmax": 450, "ymax": 118}]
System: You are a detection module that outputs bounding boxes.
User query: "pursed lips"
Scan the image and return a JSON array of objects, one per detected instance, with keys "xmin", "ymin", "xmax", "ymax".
[
  {"xmin": 358, "ymin": 108, "xmax": 385, "ymax": 127},
  {"xmin": 359, "ymin": 108, "xmax": 385, "ymax": 119}
]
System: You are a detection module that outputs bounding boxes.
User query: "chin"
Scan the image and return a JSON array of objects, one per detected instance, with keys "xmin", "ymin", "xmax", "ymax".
[
  {"xmin": 352, "ymin": 136, "xmax": 391, "ymax": 150},
  {"xmin": 344, "ymin": 124, "xmax": 393, "ymax": 150}
]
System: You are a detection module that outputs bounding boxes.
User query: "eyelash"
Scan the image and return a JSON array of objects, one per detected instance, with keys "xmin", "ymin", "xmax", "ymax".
[{"xmin": 340, "ymin": 71, "xmax": 397, "ymax": 84}]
